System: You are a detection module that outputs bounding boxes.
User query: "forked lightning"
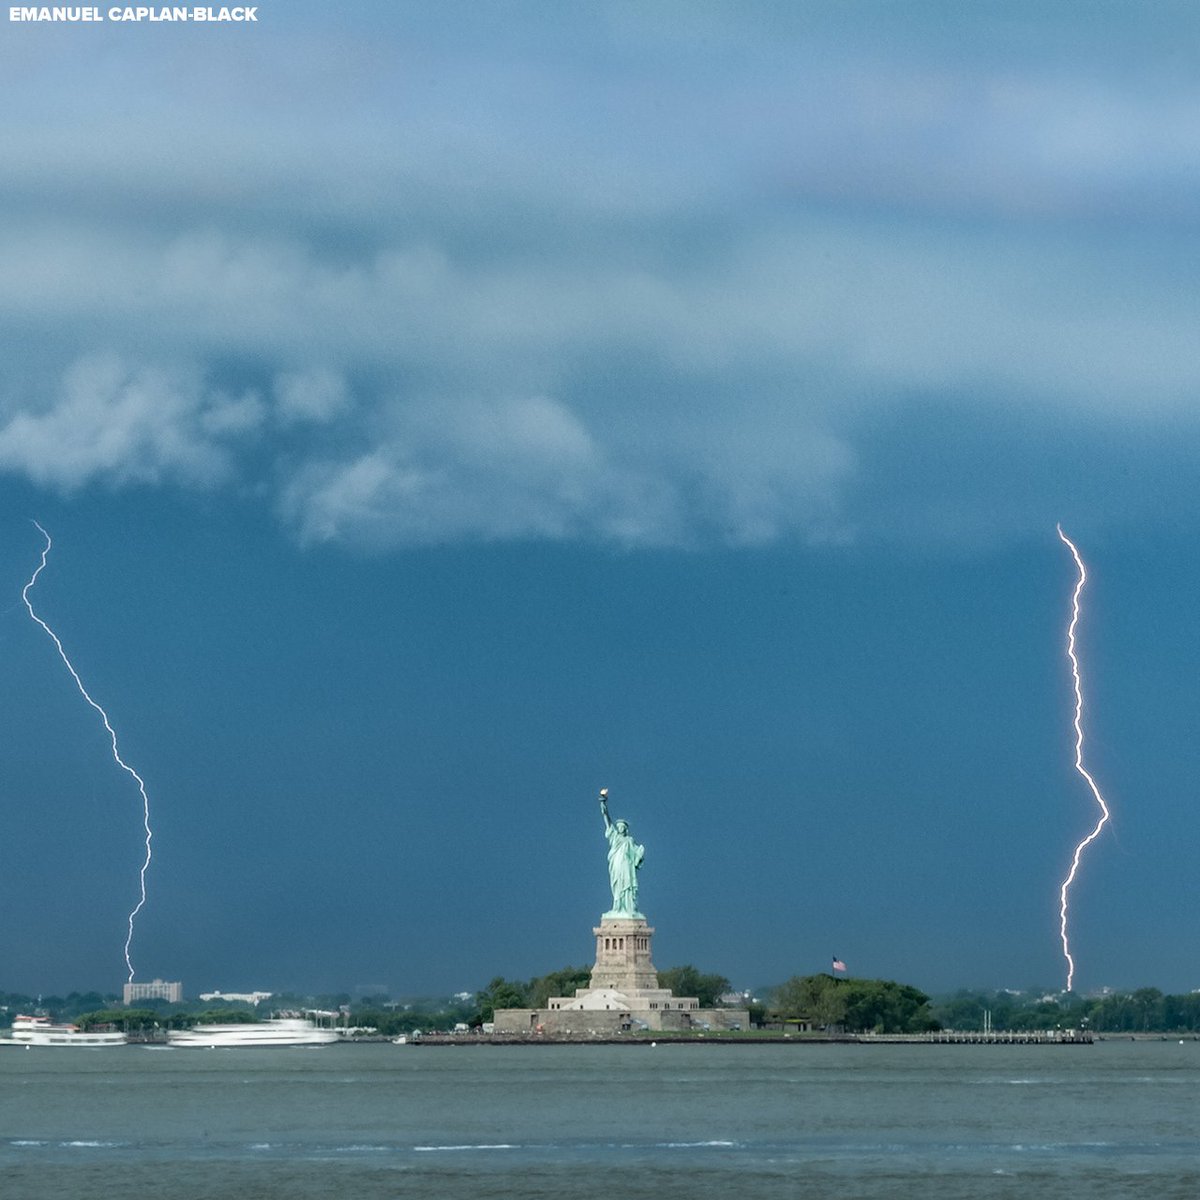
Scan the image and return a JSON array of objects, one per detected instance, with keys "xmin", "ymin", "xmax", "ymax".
[
  {"xmin": 23, "ymin": 521, "xmax": 154, "ymax": 983},
  {"xmin": 1056, "ymin": 524, "xmax": 1112, "ymax": 992}
]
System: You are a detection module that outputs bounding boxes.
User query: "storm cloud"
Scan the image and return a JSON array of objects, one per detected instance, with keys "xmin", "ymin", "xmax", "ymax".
[{"xmin": 3, "ymin": 1, "xmax": 1198, "ymax": 549}]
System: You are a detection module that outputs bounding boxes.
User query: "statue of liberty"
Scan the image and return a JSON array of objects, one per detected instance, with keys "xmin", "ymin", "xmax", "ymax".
[{"xmin": 599, "ymin": 788, "xmax": 645, "ymax": 918}]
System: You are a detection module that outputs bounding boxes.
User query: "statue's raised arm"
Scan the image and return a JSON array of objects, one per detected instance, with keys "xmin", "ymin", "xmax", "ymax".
[{"xmin": 599, "ymin": 787, "xmax": 612, "ymax": 833}]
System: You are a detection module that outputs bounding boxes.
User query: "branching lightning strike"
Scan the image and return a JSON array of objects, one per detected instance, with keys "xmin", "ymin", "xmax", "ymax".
[
  {"xmin": 23, "ymin": 521, "xmax": 154, "ymax": 983},
  {"xmin": 1056, "ymin": 524, "xmax": 1112, "ymax": 993}
]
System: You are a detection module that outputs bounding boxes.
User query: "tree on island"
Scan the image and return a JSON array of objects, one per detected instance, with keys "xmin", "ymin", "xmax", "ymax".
[
  {"xmin": 344, "ymin": 994, "xmax": 479, "ymax": 1036},
  {"xmin": 476, "ymin": 976, "xmax": 532, "ymax": 1023},
  {"xmin": 657, "ymin": 965, "xmax": 731, "ymax": 1009},
  {"xmin": 528, "ymin": 966, "xmax": 592, "ymax": 1009},
  {"xmin": 474, "ymin": 967, "xmax": 594, "ymax": 1022},
  {"xmin": 771, "ymin": 974, "xmax": 939, "ymax": 1034},
  {"xmin": 74, "ymin": 1008, "xmax": 161, "ymax": 1032}
]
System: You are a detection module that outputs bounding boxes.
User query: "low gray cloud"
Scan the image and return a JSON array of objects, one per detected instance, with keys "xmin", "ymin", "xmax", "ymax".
[
  {"xmin": 276, "ymin": 393, "xmax": 855, "ymax": 548},
  {"xmin": 278, "ymin": 395, "xmax": 675, "ymax": 547},
  {"xmin": 0, "ymin": 356, "xmax": 262, "ymax": 491}
]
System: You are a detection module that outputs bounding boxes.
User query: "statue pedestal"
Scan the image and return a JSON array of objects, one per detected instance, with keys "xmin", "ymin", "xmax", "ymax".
[
  {"xmin": 589, "ymin": 916, "xmax": 659, "ymax": 992},
  {"xmin": 494, "ymin": 910, "xmax": 751, "ymax": 1034}
]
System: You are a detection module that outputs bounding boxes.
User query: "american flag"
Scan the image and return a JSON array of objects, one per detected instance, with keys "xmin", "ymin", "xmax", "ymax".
[{"xmin": 831, "ymin": 957, "xmax": 847, "ymax": 973}]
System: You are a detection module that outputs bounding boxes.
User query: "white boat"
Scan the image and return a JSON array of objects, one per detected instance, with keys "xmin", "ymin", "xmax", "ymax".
[
  {"xmin": 8, "ymin": 1014, "xmax": 127, "ymax": 1047},
  {"xmin": 167, "ymin": 1018, "xmax": 338, "ymax": 1048}
]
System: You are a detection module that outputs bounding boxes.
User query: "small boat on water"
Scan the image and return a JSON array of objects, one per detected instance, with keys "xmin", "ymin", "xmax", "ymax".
[
  {"xmin": 166, "ymin": 1018, "xmax": 338, "ymax": 1048},
  {"xmin": 7, "ymin": 1014, "xmax": 128, "ymax": 1047}
]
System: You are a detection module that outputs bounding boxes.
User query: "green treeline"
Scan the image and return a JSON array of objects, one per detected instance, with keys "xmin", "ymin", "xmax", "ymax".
[
  {"xmin": 0, "ymin": 991, "xmax": 480, "ymax": 1037},
  {"xmin": 931, "ymin": 987, "xmax": 1200, "ymax": 1033},
  {"xmin": 0, "ymin": 990, "xmax": 117, "ymax": 1017},
  {"xmin": 78, "ymin": 1007, "xmax": 264, "ymax": 1031},
  {"xmin": 771, "ymin": 974, "xmax": 939, "ymax": 1033},
  {"xmin": 10, "ymin": 980, "xmax": 1200, "ymax": 1037},
  {"xmin": 772, "ymin": 980, "xmax": 1200, "ymax": 1036}
]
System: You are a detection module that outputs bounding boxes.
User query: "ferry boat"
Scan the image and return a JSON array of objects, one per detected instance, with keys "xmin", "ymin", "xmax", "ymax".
[
  {"xmin": 166, "ymin": 1018, "xmax": 338, "ymax": 1048},
  {"xmin": 7, "ymin": 1014, "xmax": 128, "ymax": 1047}
]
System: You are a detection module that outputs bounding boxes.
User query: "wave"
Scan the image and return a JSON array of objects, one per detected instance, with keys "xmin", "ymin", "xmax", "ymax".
[{"xmin": 414, "ymin": 1143, "xmax": 518, "ymax": 1152}]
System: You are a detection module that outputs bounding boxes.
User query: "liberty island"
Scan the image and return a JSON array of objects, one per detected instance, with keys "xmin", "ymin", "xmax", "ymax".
[{"xmin": 492, "ymin": 789, "xmax": 748, "ymax": 1035}]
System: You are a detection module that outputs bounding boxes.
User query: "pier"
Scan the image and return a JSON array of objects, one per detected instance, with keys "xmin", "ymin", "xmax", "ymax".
[{"xmin": 856, "ymin": 1030, "xmax": 1093, "ymax": 1044}]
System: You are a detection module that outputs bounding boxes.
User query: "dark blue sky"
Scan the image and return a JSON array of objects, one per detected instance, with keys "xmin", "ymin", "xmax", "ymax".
[{"xmin": 2, "ymin": 2, "xmax": 1199, "ymax": 998}]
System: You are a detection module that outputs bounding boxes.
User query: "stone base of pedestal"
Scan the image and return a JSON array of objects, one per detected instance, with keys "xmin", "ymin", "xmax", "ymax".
[
  {"xmin": 490, "ymin": 1000, "xmax": 751, "ymax": 1035},
  {"xmin": 588, "ymin": 916, "xmax": 659, "ymax": 992}
]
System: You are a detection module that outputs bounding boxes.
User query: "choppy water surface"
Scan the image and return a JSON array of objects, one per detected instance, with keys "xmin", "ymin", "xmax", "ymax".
[{"xmin": 3, "ymin": 1040, "xmax": 1199, "ymax": 1198}]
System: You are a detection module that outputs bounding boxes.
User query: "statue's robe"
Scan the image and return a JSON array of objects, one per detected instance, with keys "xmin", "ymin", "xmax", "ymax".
[{"xmin": 606, "ymin": 825, "xmax": 645, "ymax": 914}]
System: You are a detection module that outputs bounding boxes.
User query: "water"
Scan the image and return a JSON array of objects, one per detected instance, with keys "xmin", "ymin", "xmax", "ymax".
[{"xmin": 3, "ymin": 1040, "xmax": 1199, "ymax": 1198}]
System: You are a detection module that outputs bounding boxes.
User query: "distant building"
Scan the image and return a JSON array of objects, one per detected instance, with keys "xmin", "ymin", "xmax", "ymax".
[
  {"xmin": 198, "ymin": 990, "xmax": 273, "ymax": 1005},
  {"xmin": 123, "ymin": 979, "xmax": 183, "ymax": 1005}
]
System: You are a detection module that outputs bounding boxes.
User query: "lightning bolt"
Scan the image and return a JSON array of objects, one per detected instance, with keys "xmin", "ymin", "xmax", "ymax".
[
  {"xmin": 22, "ymin": 521, "xmax": 154, "ymax": 983},
  {"xmin": 1056, "ymin": 524, "xmax": 1111, "ymax": 993}
]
